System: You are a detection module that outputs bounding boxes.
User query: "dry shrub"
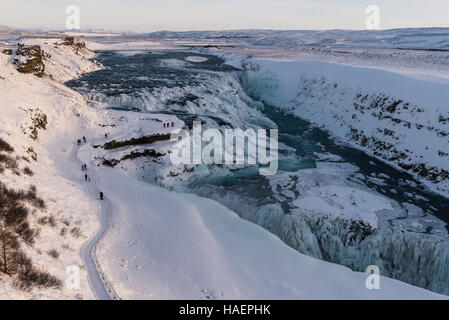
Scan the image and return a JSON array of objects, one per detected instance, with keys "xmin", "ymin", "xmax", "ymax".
[
  {"xmin": 0, "ymin": 182, "xmax": 45, "ymax": 244},
  {"xmin": 0, "ymin": 138, "xmax": 14, "ymax": 152},
  {"xmin": 37, "ymin": 216, "xmax": 56, "ymax": 227},
  {"xmin": 70, "ymin": 227, "xmax": 81, "ymax": 238},
  {"xmin": 47, "ymin": 249, "xmax": 59, "ymax": 259},
  {"xmin": 23, "ymin": 167, "xmax": 34, "ymax": 176},
  {"xmin": 0, "ymin": 153, "xmax": 18, "ymax": 170},
  {"xmin": 15, "ymin": 252, "xmax": 62, "ymax": 290}
]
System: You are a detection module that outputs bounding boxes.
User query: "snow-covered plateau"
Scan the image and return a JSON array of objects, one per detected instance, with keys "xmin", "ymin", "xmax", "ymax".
[{"xmin": 0, "ymin": 28, "xmax": 448, "ymax": 299}]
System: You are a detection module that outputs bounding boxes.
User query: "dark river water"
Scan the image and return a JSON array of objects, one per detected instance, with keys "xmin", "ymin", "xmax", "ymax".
[{"xmin": 66, "ymin": 50, "xmax": 449, "ymax": 229}]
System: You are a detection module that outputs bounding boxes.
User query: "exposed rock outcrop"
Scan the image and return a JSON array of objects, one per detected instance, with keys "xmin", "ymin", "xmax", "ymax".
[{"xmin": 13, "ymin": 44, "xmax": 49, "ymax": 77}]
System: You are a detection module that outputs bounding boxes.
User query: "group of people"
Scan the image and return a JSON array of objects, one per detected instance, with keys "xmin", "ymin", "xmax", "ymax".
[
  {"xmin": 163, "ymin": 121, "xmax": 175, "ymax": 128},
  {"xmin": 77, "ymin": 136, "xmax": 87, "ymax": 145},
  {"xmin": 77, "ymin": 136, "xmax": 104, "ymax": 201},
  {"xmin": 81, "ymin": 164, "xmax": 91, "ymax": 181}
]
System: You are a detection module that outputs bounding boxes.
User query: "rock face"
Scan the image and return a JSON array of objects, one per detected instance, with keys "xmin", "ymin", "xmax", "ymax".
[
  {"xmin": 346, "ymin": 92, "xmax": 449, "ymax": 185},
  {"xmin": 60, "ymin": 36, "xmax": 86, "ymax": 54},
  {"xmin": 1, "ymin": 48, "xmax": 12, "ymax": 55},
  {"xmin": 102, "ymin": 133, "xmax": 171, "ymax": 150},
  {"xmin": 13, "ymin": 44, "xmax": 48, "ymax": 77}
]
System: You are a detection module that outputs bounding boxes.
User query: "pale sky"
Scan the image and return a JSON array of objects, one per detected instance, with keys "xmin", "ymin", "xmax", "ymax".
[{"xmin": 1, "ymin": 0, "xmax": 449, "ymax": 32}]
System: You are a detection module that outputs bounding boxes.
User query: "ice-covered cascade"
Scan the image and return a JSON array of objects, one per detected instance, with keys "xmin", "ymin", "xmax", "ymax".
[{"xmin": 79, "ymin": 71, "xmax": 273, "ymax": 131}]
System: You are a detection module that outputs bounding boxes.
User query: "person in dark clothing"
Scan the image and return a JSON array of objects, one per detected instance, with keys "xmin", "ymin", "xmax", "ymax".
[
  {"xmin": 105, "ymin": 133, "xmax": 108, "ymax": 138},
  {"xmin": 83, "ymin": 136, "xmax": 87, "ymax": 143},
  {"xmin": 84, "ymin": 174, "xmax": 88, "ymax": 181},
  {"xmin": 171, "ymin": 121, "xmax": 174, "ymax": 127},
  {"xmin": 163, "ymin": 123, "xmax": 166, "ymax": 128},
  {"xmin": 99, "ymin": 192, "xmax": 104, "ymax": 200},
  {"xmin": 77, "ymin": 139, "xmax": 81, "ymax": 145}
]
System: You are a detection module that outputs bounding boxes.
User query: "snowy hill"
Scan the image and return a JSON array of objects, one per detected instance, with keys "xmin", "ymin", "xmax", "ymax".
[{"xmin": 0, "ymin": 38, "xmax": 102, "ymax": 299}]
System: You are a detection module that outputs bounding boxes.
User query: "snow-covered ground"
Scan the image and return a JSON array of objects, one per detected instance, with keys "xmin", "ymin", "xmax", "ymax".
[{"xmin": 1, "ymin": 30, "xmax": 448, "ymax": 299}]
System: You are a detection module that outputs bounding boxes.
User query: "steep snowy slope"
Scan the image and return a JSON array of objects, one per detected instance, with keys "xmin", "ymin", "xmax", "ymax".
[{"xmin": 0, "ymin": 38, "xmax": 102, "ymax": 299}]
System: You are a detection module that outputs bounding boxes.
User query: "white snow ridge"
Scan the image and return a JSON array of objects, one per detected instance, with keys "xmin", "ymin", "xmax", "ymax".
[{"xmin": 0, "ymin": 30, "xmax": 448, "ymax": 300}]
